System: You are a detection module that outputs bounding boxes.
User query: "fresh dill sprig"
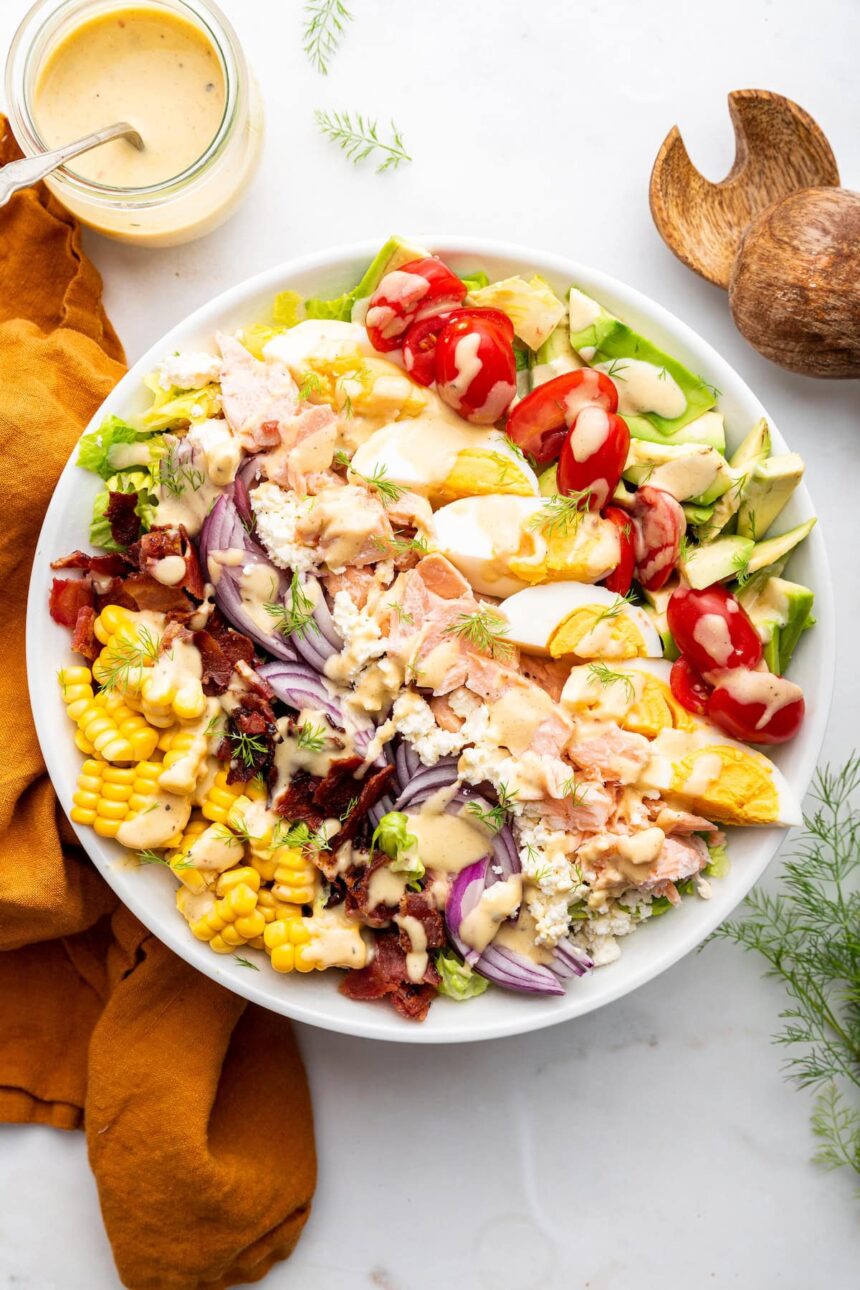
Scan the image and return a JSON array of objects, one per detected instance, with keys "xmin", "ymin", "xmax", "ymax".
[
  {"xmin": 159, "ymin": 449, "xmax": 205, "ymax": 496},
  {"xmin": 97, "ymin": 627, "xmax": 161, "ymax": 692},
  {"xmin": 467, "ymin": 782, "xmax": 519, "ymax": 833},
  {"xmin": 204, "ymin": 714, "xmax": 226, "ymax": 738},
  {"xmin": 265, "ymin": 571, "xmax": 320, "ymax": 641},
  {"xmin": 271, "ymin": 818, "xmax": 332, "ymax": 857},
  {"xmin": 732, "ymin": 548, "xmax": 753, "ymax": 587},
  {"xmin": 586, "ymin": 662, "xmax": 635, "ymax": 703},
  {"xmin": 346, "ymin": 459, "xmax": 407, "ymax": 506},
  {"xmin": 233, "ymin": 954, "xmax": 261, "ymax": 971},
  {"xmin": 227, "ymin": 728, "xmax": 269, "ymax": 770},
  {"xmin": 296, "ymin": 720, "xmax": 328, "ymax": 753},
  {"xmin": 390, "ymin": 601, "xmax": 414, "ymax": 627},
  {"xmin": 561, "ymin": 775, "xmax": 590, "ymax": 807},
  {"xmin": 136, "ymin": 849, "xmax": 166, "ymax": 867},
  {"xmin": 593, "ymin": 591, "xmax": 636, "ymax": 625},
  {"xmin": 298, "ymin": 370, "xmax": 326, "ymax": 400},
  {"xmin": 314, "ymin": 109, "xmax": 412, "ymax": 174},
  {"xmin": 137, "ymin": 848, "xmax": 194, "ymax": 873},
  {"xmin": 500, "ymin": 433, "xmax": 526, "ymax": 463},
  {"xmin": 699, "ymin": 376, "xmax": 722, "ymax": 399},
  {"xmin": 445, "ymin": 608, "xmax": 514, "ymax": 662},
  {"xmin": 529, "ymin": 490, "xmax": 593, "ymax": 539},
  {"xmin": 711, "ymin": 756, "xmax": 860, "ymax": 1179},
  {"xmin": 604, "ymin": 358, "xmax": 628, "ymax": 381},
  {"xmin": 371, "ymin": 531, "xmax": 429, "ymax": 558},
  {"xmin": 303, "ymin": 0, "xmax": 352, "ymax": 75}
]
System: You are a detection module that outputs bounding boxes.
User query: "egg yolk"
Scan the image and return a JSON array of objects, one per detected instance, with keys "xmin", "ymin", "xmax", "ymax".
[
  {"xmin": 624, "ymin": 677, "xmax": 697, "ymax": 738},
  {"xmin": 670, "ymin": 744, "xmax": 780, "ymax": 825},
  {"xmin": 508, "ymin": 513, "xmax": 620, "ymax": 585},
  {"xmin": 440, "ymin": 450, "xmax": 536, "ymax": 504},
  {"xmin": 547, "ymin": 607, "xmax": 647, "ymax": 660}
]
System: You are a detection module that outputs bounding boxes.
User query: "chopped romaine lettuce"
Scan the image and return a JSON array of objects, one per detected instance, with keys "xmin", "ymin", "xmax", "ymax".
[
  {"xmin": 704, "ymin": 840, "xmax": 730, "ymax": 879},
  {"xmin": 135, "ymin": 373, "xmax": 221, "ymax": 432},
  {"xmin": 273, "ymin": 289, "xmax": 303, "ymax": 327},
  {"xmin": 77, "ymin": 415, "xmax": 166, "ymax": 479},
  {"xmin": 468, "ymin": 274, "xmax": 565, "ymax": 350},
  {"xmin": 89, "ymin": 468, "xmax": 158, "ymax": 551},
  {"xmin": 305, "ymin": 235, "xmax": 430, "ymax": 324},
  {"xmin": 436, "ymin": 950, "xmax": 489, "ymax": 1000},
  {"xmin": 371, "ymin": 810, "xmax": 425, "ymax": 881},
  {"xmin": 460, "ymin": 269, "xmax": 489, "ymax": 292}
]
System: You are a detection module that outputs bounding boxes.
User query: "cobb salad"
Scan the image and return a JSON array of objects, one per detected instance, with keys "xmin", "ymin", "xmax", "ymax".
[{"xmin": 48, "ymin": 237, "xmax": 817, "ymax": 1021}]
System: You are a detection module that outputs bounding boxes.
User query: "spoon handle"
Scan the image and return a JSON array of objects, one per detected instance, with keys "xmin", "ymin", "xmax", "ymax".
[{"xmin": 0, "ymin": 122, "xmax": 143, "ymax": 208}]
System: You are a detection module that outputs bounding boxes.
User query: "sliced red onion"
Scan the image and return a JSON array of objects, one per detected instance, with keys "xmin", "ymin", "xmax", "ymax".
[
  {"xmin": 199, "ymin": 492, "xmax": 296, "ymax": 661},
  {"xmin": 289, "ymin": 575, "xmax": 341, "ymax": 670},
  {"xmin": 393, "ymin": 760, "xmax": 461, "ymax": 807},
  {"xmin": 394, "ymin": 738, "xmax": 421, "ymax": 789},
  {"xmin": 259, "ymin": 658, "xmax": 383, "ymax": 764},
  {"xmin": 237, "ymin": 454, "xmax": 264, "ymax": 492},
  {"xmin": 472, "ymin": 944, "xmax": 566, "ymax": 996},
  {"xmin": 445, "ymin": 858, "xmax": 492, "ymax": 966},
  {"xmin": 553, "ymin": 939, "xmax": 593, "ymax": 978}
]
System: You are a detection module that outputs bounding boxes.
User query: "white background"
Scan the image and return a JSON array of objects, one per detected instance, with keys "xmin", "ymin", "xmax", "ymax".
[{"xmin": 1, "ymin": 0, "xmax": 859, "ymax": 1286}]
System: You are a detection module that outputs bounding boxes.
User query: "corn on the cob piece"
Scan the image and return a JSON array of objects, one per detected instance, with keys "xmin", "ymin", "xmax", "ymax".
[
  {"xmin": 165, "ymin": 815, "xmax": 210, "ymax": 892},
  {"xmin": 92, "ymin": 606, "xmax": 162, "ymax": 696},
  {"xmin": 139, "ymin": 643, "xmax": 207, "ymax": 726},
  {"xmin": 157, "ymin": 728, "xmax": 210, "ymax": 796},
  {"xmin": 186, "ymin": 871, "xmax": 267, "ymax": 953},
  {"xmin": 264, "ymin": 905, "xmax": 367, "ymax": 974},
  {"xmin": 70, "ymin": 759, "xmax": 137, "ymax": 837},
  {"xmin": 58, "ymin": 668, "xmax": 160, "ymax": 763},
  {"xmin": 200, "ymin": 770, "xmax": 266, "ymax": 824},
  {"xmin": 226, "ymin": 795, "xmax": 319, "ymax": 904}
]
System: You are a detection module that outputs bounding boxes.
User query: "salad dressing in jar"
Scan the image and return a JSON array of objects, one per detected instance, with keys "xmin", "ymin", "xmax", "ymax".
[{"xmin": 5, "ymin": 0, "xmax": 264, "ymax": 246}]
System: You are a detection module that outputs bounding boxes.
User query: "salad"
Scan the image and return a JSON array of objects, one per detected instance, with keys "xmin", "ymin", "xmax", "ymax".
[{"xmin": 48, "ymin": 237, "xmax": 816, "ymax": 1021}]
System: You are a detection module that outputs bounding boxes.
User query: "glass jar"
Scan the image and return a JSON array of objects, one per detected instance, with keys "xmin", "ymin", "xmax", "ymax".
[{"xmin": 5, "ymin": 0, "xmax": 264, "ymax": 246}]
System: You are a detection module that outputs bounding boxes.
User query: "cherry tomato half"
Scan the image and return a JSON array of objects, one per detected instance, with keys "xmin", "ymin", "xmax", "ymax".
[
  {"xmin": 602, "ymin": 505, "xmax": 636, "ymax": 596},
  {"xmin": 557, "ymin": 407, "xmax": 630, "ymax": 510},
  {"xmin": 402, "ymin": 307, "xmax": 514, "ymax": 387},
  {"xmin": 505, "ymin": 370, "xmax": 618, "ymax": 465},
  {"xmin": 706, "ymin": 669, "xmax": 805, "ymax": 745},
  {"xmin": 667, "ymin": 584, "xmax": 762, "ymax": 677},
  {"xmin": 434, "ymin": 315, "xmax": 517, "ymax": 424},
  {"xmin": 630, "ymin": 485, "xmax": 686, "ymax": 592},
  {"xmin": 366, "ymin": 257, "xmax": 466, "ymax": 352},
  {"xmin": 670, "ymin": 656, "xmax": 712, "ymax": 716}
]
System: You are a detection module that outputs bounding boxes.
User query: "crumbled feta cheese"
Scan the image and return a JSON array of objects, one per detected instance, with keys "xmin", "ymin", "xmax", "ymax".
[
  {"xmin": 527, "ymin": 892, "xmax": 571, "ymax": 948},
  {"xmin": 251, "ymin": 482, "xmax": 317, "ymax": 574},
  {"xmin": 330, "ymin": 592, "xmax": 388, "ymax": 681},
  {"xmin": 157, "ymin": 350, "xmax": 222, "ymax": 392},
  {"xmin": 391, "ymin": 691, "xmax": 464, "ymax": 766}
]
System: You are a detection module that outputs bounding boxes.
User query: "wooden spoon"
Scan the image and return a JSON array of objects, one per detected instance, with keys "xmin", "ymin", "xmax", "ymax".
[{"xmin": 649, "ymin": 89, "xmax": 840, "ymax": 288}]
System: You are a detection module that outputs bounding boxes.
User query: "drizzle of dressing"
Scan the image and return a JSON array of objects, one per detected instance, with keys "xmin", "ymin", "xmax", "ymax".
[
  {"xmin": 683, "ymin": 752, "xmax": 724, "ymax": 796},
  {"xmin": 116, "ymin": 793, "xmax": 191, "ymax": 849},
  {"xmin": 404, "ymin": 794, "xmax": 491, "ymax": 874},
  {"xmin": 238, "ymin": 561, "xmax": 279, "ymax": 634},
  {"xmin": 459, "ymin": 874, "xmax": 524, "ymax": 953},
  {"xmin": 152, "ymin": 554, "xmax": 188, "ymax": 587},
  {"xmin": 153, "ymin": 474, "xmax": 222, "ymax": 537},
  {"xmin": 494, "ymin": 904, "xmax": 556, "ymax": 965},
  {"xmin": 693, "ymin": 613, "xmax": 735, "ymax": 667},
  {"xmin": 486, "ymin": 684, "xmax": 569, "ymax": 757},
  {"xmin": 394, "ymin": 912, "xmax": 429, "ymax": 982},
  {"xmin": 450, "ymin": 332, "xmax": 484, "ymax": 398},
  {"xmin": 568, "ymin": 289, "xmax": 602, "ymax": 334},
  {"xmin": 597, "ymin": 358, "xmax": 687, "ymax": 419},
  {"xmin": 713, "ymin": 670, "xmax": 803, "ymax": 731},
  {"xmin": 570, "ymin": 405, "xmax": 611, "ymax": 462},
  {"xmin": 367, "ymin": 864, "xmax": 410, "ymax": 910}
]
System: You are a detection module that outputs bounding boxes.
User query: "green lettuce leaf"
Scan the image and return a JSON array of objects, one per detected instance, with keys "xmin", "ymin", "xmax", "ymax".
[
  {"xmin": 89, "ymin": 468, "xmax": 159, "ymax": 551},
  {"xmin": 436, "ymin": 950, "xmax": 489, "ymax": 1000},
  {"xmin": 704, "ymin": 840, "xmax": 730, "ymax": 879},
  {"xmin": 273, "ymin": 289, "xmax": 303, "ymax": 327},
  {"xmin": 77, "ymin": 415, "xmax": 163, "ymax": 480},
  {"xmin": 371, "ymin": 810, "xmax": 424, "ymax": 881},
  {"xmin": 135, "ymin": 373, "xmax": 221, "ymax": 432},
  {"xmin": 461, "ymin": 270, "xmax": 490, "ymax": 292}
]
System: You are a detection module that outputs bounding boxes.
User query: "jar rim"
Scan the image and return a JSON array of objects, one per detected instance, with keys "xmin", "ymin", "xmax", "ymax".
[{"xmin": 4, "ymin": 0, "xmax": 245, "ymax": 205}]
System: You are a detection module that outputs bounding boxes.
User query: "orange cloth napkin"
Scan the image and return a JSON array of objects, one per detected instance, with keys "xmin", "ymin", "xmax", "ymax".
[{"xmin": 0, "ymin": 118, "xmax": 316, "ymax": 1289}]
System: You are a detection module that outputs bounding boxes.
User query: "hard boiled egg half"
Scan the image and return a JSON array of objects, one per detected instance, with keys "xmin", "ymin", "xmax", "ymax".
[
  {"xmin": 560, "ymin": 658, "xmax": 696, "ymax": 737},
  {"xmin": 637, "ymin": 727, "xmax": 801, "ymax": 827},
  {"xmin": 433, "ymin": 495, "xmax": 621, "ymax": 597},
  {"xmin": 499, "ymin": 582, "xmax": 662, "ymax": 660},
  {"xmin": 350, "ymin": 415, "xmax": 539, "ymax": 508}
]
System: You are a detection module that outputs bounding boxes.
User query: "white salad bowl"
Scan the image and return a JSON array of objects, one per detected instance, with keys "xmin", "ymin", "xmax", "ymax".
[{"xmin": 26, "ymin": 238, "xmax": 834, "ymax": 1043}]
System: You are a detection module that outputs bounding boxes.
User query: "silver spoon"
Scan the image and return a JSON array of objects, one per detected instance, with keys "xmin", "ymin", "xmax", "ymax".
[{"xmin": 0, "ymin": 122, "xmax": 144, "ymax": 207}]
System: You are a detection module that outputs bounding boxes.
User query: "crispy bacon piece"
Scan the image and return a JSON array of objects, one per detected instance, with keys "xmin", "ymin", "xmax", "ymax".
[
  {"xmin": 331, "ymin": 763, "xmax": 397, "ymax": 846},
  {"xmin": 312, "ymin": 756, "xmax": 365, "ymax": 815},
  {"xmin": 397, "ymin": 891, "xmax": 445, "ymax": 952},
  {"xmin": 120, "ymin": 572, "xmax": 195, "ymax": 618},
  {"xmin": 70, "ymin": 606, "xmax": 99, "ymax": 661},
  {"xmin": 339, "ymin": 931, "xmax": 440, "ymax": 1022},
  {"xmin": 273, "ymin": 771, "xmax": 325, "ymax": 827},
  {"xmin": 105, "ymin": 491, "xmax": 141, "ymax": 547},
  {"xmin": 49, "ymin": 577, "xmax": 94, "ymax": 627},
  {"xmin": 51, "ymin": 550, "xmax": 132, "ymax": 577},
  {"xmin": 222, "ymin": 700, "xmax": 278, "ymax": 784},
  {"xmin": 129, "ymin": 526, "xmax": 206, "ymax": 600},
  {"xmin": 345, "ymin": 857, "xmax": 398, "ymax": 927},
  {"xmin": 194, "ymin": 613, "xmax": 256, "ymax": 695},
  {"xmin": 93, "ymin": 578, "xmax": 140, "ymax": 614}
]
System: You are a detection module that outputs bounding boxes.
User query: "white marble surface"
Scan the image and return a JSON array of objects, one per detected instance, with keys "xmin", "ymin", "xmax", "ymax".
[{"xmin": 1, "ymin": 0, "xmax": 859, "ymax": 1285}]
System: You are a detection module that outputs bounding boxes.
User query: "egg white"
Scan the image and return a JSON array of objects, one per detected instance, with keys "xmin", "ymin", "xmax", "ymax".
[{"xmin": 500, "ymin": 583, "xmax": 663, "ymax": 659}]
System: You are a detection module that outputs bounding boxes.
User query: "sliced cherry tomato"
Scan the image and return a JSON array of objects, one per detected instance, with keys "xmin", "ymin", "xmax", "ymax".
[
  {"xmin": 402, "ymin": 307, "xmax": 514, "ymax": 387},
  {"xmin": 366, "ymin": 257, "xmax": 466, "ymax": 352},
  {"xmin": 557, "ymin": 407, "xmax": 630, "ymax": 510},
  {"xmin": 505, "ymin": 370, "xmax": 618, "ymax": 465},
  {"xmin": 706, "ymin": 669, "xmax": 805, "ymax": 744},
  {"xmin": 630, "ymin": 486, "xmax": 686, "ymax": 592},
  {"xmin": 667, "ymin": 584, "xmax": 762, "ymax": 676},
  {"xmin": 602, "ymin": 505, "xmax": 636, "ymax": 596},
  {"xmin": 670, "ymin": 656, "xmax": 712, "ymax": 716},
  {"xmin": 434, "ymin": 315, "xmax": 517, "ymax": 424}
]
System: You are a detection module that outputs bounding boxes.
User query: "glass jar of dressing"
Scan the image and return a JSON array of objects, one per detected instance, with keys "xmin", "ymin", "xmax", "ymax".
[{"xmin": 5, "ymin": 0, "xmax": 264, "ymax": 246}]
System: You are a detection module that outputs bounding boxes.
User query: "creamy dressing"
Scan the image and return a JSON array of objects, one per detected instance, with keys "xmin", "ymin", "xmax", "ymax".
[
  {"xmin": 188, "ymin": 419, "xmax": 240, "ymax": 486},
  {"xmin": 570, "ymin": 405, "xmax": 611, "ymax": 462},
  {"xmin": 142, "ymin": 641, "xmax": 204, "ymax": 725},
  {"xmin": 494, "ymin": 905, "xmax": 556, "ymax": 965},
  {"xmin": 272, "ymin": 710, "xmax": 349, "ymax": 790},
  {"xmin": 405, "ymin": 796, "xmax": 491, "ymax": 874},
  {"xmin": 152, "ymin": 555, "xmax": 188, "ymax": 587},
  {"xmin": 450, "ymin": 332, "xmax": 484, "ymax": 398},
  {"xmin": 394, "ymin": 912, "xmax": 429, "ymax": 982},
  {"xmin": 693, "ymin": 614, "xmax": 735, "ymax": 667},
  {"xmin": 487, "ymin": 684, "xmax": 568, "ymax": 757},
  {"xmin": 683, "ymin": 752, "xmax": 724, "ymax": 796},
  {"xmin": 116, "ymin": 793, "xmax": 191, "ymax": 849},
  {"xmin": 367, "ymin": 864, "xmax": 410, "ymax": 910},
  {"xmin": 459, "ymin": 874, "xmax": 523, "ymax": 953},
  {"xmin": 153, "ymin": 474, "xmax": 222, "ymax": 537},
  {"xmin": 110, "ymin": 441, "xmax": 153, "ymax": 470},
  {"xmin": 714, "ymin": 670, "xmax": 803, "ymax": 731},
  {"xmin": 238, "ymin": 561, "xmax": 279, "ymax": 634},
  {"xmin": 596, "ymin": 358, "xmax": 687, "ymax": 420},
  {"xmin": 34, "ymin": 8, "xmax": 226, "ymax": 188},
  {"xmin": 183, "ymin": 822, "xmax": 241, "ymax": 875}
]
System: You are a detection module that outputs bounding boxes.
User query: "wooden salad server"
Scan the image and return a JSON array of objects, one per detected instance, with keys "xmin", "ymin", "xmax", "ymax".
[{"xmin": 649, "ymin": 89, "xmax": 860, "ymax": 378}]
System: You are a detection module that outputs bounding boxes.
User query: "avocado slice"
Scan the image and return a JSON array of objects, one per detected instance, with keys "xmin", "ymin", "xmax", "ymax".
[
  {"xmin": 623, "ymin": 441, "xmax": 733, "ymax": 503},
  {"xmin": 744, "ymin": 517, "xmax": 816, "ymax": 576},
  {"xmin": 530, "ymin": 323, "xmax": 583, "ymax": 388},
  {"xmin": 737, "ymin": 576, "xmax": 815, "ymax": 674},
  {"xmin": 304, "ymin": 236, "xmax": 430, "ymax": 322},
  {"xmin": 567, "ymin": 287, "xmax": 717, "ymax": 436},
  {"xmin": 538, "ymin": 463, "xmax": 558, "ymax": 497},
  {"xmin": 641, "ymin": 603, "xmax": 679, "ymax": 660},
  {"xmin": 680, "ymin": 534, "xmax": 755, "ymax": 590},
  {"xmin": 625, "ymin": 409, "xmax": 726, "ymax": 452},
  {"xmin": 736, "ymin": 453, "xmax": 805, "ymax": 540},
  {"xmin": 699, "ymin": 418, "xmax": 771, "ymax": 538},
  {"xmin": 683, "ymin": 501, "xmax": 715, "ymax": 526}
]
